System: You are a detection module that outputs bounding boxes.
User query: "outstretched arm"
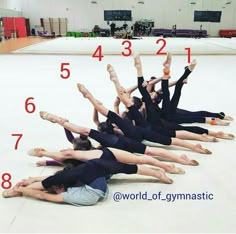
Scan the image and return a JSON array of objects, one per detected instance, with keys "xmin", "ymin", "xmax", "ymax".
[
  {"xmin": 146, "ymin": 77, "xmax": 162, "ymax": 93},
  {"xmin": 93, "ymin": 108, "xmax": 100, "ymax": 127},
  {"xmin": 113, "ymin": 97, "xmax": 121, "ymax": 115},
  {"xmin": 64, "ymin": 128, "xmax": 75, "ymax": 144},
  {"xmin": 156, "ymin": 80, "xmax": 178, "ymax": 93},
  {"xmin": 14, "ymin": 186, "xmax": 64, "ymax": 203}
]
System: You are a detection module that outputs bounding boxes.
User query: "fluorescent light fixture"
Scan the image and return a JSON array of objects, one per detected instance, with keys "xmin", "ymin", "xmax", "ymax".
[
  {"xmin": 190, "ymin": 2, "xmax": 196, "ymax": 4},
  {"xmin": 138, "ymin": 1, "xmax": 144, "ymax": 4},
  {"xmin": 91, "ymin": 0, "xmax": 97, "ymax": 4}
]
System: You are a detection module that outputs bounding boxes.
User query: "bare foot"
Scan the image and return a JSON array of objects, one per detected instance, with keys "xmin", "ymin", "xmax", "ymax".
[
  {"xmin": 219, "ymin": 112, "xmax": 234, "ymax": 121},
  {"xmin": 158, "ymin": 170, "xmax": 173, "ymax": 184},
  {"xmin": 180, "ymin": 154, "xmax": 199, "ymax": 166},
  {"xmin": 195, "ymin": 144, "xmax": 212, "ymax": 154},
  {"xmin": 107, "ymin": 64, "xmax": 119, "ymax": 82},
  {"xmin": 40, "ymin": 111, "xmax": 67, "ymax": 124},
  {"xmin": 164, "ymin": 164, "xmax": 185, "ymax": 174},
  {"xmin": 188, "ymin": 59, "xmax": 197, "ymax": 71},
  {"xmin": 163, "ymin": 52, "xmax": 172, "ymax": 68},
  {"xmin": 133, "ymin": 53, "xmax": 142, "ymax": 69},
  {"xmin": 27, "ymin": 148, "xmax": 46, "ymax": 157},
  {"xmin": 201, "ymin": 134, "xmax": 219, "ymax": 142},
  {"xmin": 2, "ymin": 188, "xmax": 22, "ymax": 198},
  {"xmin": 214, "ymin": 118, "xmax": 230, "ymax": 126},
  {"xmin": 224, "ymin": 115, "xmax": 234, "ymax": 121},
  {"xmin": 215, "ymin": 131, "xmax": 235, "ymax": 140},
  {"xmin": 77, "ymin": 83, "xmax": 91, "ymax": 98}
]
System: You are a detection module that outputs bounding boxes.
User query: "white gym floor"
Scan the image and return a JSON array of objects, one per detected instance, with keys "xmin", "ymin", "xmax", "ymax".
[{"xmin": 0, "ymin": 37, "xmax": 236, "ymax": 233}]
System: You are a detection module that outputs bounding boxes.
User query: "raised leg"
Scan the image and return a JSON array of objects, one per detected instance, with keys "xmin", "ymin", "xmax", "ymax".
[
  {"xmin": 77, "ymin": 83, "xmax": 109, "ymax": 117},
  {"xmin": 145, "ymin": 146, "xmax": 199, "ymax": 166},
  {"xmin": 137, "ymin": 165, "xmax": 173, "ymax": 184},
  {"xmin": 171, "ymin": 138, "xmax": 212, "ymax": 154},
  {"xmin": 176, "ymin": 130, "xmax": 218, "ymax": 142}
]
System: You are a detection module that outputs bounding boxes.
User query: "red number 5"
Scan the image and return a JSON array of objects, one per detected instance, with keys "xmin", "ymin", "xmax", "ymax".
[{"xmin": 60, "ymin": 63, "xmax": 70, "ymax": 79}]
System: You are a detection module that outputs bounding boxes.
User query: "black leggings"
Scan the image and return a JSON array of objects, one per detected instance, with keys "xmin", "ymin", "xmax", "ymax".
[
  {"xmin": 160, "ymin": 118, "xmax": 208, "ymax": 134},
  {"xmin": 174, "ymin": 108, "xmax": 225, "ymax": 123},
  {"xmin": 127, "ymin": 105, "xmax": 176, "ymax": 137},
  {"xmin": 161, "ymin": 68, "xmax": 191, "ymax": 119},
  {"xmin": 42, "ymin": 148, "xmax": 138, "ymax": 189},
  {"xmin": 138, "ymin": 76, "xmax": 208, "ymax": 135},
  {"xmin": 107, "ymin": 111, "xmax": 172, "ymax": 145},
  {"xmin": 89, "ymin": 129, "xmax": 146, "ymax": 154},
  {"xmin": 138, "ymin": 76, "xmax": 162, "ymax": 126},
  {"xmin": 160, "ymin": 69, "xmax": 223, "ymax": 124}
]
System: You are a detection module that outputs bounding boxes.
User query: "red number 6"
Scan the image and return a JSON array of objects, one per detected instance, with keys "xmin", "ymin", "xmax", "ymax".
[{"xmin": 25, "ymin": 97, "xmax": 36, "ymax": 113}]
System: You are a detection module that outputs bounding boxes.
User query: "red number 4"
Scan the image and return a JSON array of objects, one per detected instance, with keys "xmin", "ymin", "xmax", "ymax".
[{"xmin": 92, "ymin": 45, "xmax": 104, "ymax": 61}]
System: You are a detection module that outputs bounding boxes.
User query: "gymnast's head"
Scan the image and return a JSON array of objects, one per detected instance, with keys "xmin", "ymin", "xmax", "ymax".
[
  {"xmin": 72, "ymin": 134, "xmax": 94, "ymax": 150},
  {"xmin": 131, "ymin": 96, "xmax": 143, "ymax": 110},
  {"xmin": 98, "ymin": 119, "xmax": 114, "ymax": 134}
]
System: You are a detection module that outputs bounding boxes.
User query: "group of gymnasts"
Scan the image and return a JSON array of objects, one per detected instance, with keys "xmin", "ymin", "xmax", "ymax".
[{"xmin": 2, "ymin": 53, "xmax": 234, "ymax": 206}]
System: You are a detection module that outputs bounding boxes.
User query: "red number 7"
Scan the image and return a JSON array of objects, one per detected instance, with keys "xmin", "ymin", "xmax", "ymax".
[{"xmin": 11, "ymin": 134, "xmax": 23, "ymax": 150}]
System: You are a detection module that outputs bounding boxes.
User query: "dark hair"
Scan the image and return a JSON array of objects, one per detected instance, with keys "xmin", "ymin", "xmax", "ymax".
[
  {"xmin": 132, "ymin": 96, "xmax": 143, "ymax": 110},
  {"xmin": 98, "ymin": 120, "xmax": 114, "ymax": 134},
  {"xmin": 72, "ymin": 135, "xmax": 93, "ymax": 150},
  {"xmin": 46, "ymin": 170, "xmax": 66, "ymax": 193},
  {"xmin": 47, "ymin": 169, "xmax": 84, "ymax": 193},
  {"xmin": 121, "ymin": 111, "xmax": 133, "ymax": 124},
  {"xmin": 63, "ymin": 159, "xmax": 83, "ymax": 170},
  {"xmin": 153, "ymin": 92, "xmax": 163, "ymax": 104}
]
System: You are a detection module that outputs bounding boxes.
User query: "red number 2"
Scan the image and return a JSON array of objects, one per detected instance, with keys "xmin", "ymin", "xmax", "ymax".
[{"xmin": 156, "ymin": 39, "xmax": 167, "ymax": 55}]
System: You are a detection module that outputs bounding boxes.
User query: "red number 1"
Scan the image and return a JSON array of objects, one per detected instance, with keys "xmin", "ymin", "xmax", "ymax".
[{"xmin": 185, "ymin": 48, "xmax": 191, "ymax": 63}]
